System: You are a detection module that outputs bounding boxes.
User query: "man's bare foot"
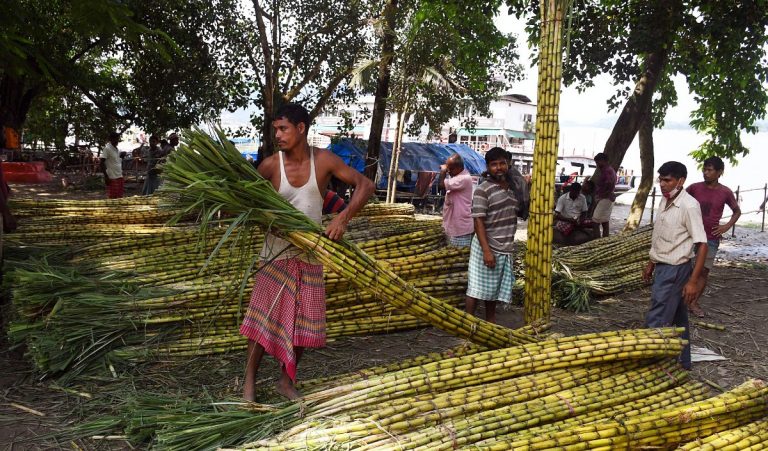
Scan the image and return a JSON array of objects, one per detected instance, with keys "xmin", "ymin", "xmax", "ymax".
[
  {"xmin": 689, "ymin": 304, "xmax": 706, "ymax": 318},
  {"xmin": 275, "ymin": 378, "xmax": 302, "ymax": 400}
]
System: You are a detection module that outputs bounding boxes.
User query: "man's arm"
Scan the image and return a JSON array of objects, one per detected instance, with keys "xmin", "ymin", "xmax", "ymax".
[
  {"xmin": 643, "ymin": 261, "xmax": 655, "ymax": 283},
  {"xmin": 100, "ymin": 158, "xmax": 109, "ymax": 183},
  {"xmin": 553, "ymin": 196, "xmax": 574, "ymax": 223},
  {"xmin": 322, "ymin": 152, "xmax": 374, "ymax": 241},
  {"xmin": 713, "ymin": 191, "xmax": 741, "ymax": 237},
  {"xmin": 474, "ymin": 216, "xmax": 495, "ymax": 268},
  {"xmin": 683, "ymin": 242, "xmax": 707, "ymax": 304},
  {"xmin": 438, "ymin": 165, "xmax": 448, "ymax": 191},
  {"xmin": 682, "ymin": 203, "xmax": 709, "ymax": 304}
]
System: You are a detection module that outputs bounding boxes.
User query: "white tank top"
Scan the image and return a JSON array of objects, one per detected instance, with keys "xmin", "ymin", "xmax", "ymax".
[{"xmin": 260, "ymin": 149, "xmax": 323, "ymax": 261}]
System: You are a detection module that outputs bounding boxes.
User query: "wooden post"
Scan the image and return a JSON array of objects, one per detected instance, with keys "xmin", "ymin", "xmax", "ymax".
[
  {"xmin": 732, "ymin": 185, "xmax": 740, "ymax": 238},
  {"xmin": 650, "ymin": 186, "xmax": 656, "ymax": 223},
  {"xmin": 762, "ymin": 183, "xmax": 767, "ymax": 233}
]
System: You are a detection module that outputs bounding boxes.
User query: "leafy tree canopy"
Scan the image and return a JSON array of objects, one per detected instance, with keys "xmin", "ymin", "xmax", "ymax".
[
  {"xmin": 353, "ymin": 0, "xmax": 523, "ymax": 138},
  {"xmin": 1, "ymin": 0, "xmax": 243, "ymax": 144},
  {"xmin": 508, "ymin": 0, "xmax": 768, "ymax": 163}
]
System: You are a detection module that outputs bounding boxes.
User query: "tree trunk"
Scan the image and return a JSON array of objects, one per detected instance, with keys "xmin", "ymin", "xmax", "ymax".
[
  {"xmin": 365, "ymin": 0, "xmax": 398, "ymax": 182},
  {"xmin": 386, "ymin": 109, "xmax": 406, "ymax": 203},
  {"xmin": 599, "ymin": 50, "xmax": 667, "ymax": 171},
  {"xmin": 589, "ymin": 0, "xmax": 684, "ymax": 182},
  {"xmin": 253, "ymin": 0, "xmax": 277, "ymax": 159},
  {"xmin": 0, "ymin": 74, "xmax": 40, "ymax": 137},
  {"xmin": 261, "ymin": 108, "xmax": 276, "ymax": 159},
  {"xmin": 623, "ymin": 104, "xmax": 655, "ymax": 232}
]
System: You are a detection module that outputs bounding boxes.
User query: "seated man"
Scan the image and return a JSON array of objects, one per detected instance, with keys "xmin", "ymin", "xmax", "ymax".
[{"xmin": 553, "ymin": 182, "xmax": 594, "ymax": 246}]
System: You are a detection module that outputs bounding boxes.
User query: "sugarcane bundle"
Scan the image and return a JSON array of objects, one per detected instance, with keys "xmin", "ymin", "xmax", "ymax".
[
  {"xmin": 354, "ymin": 361, "xmax": 689, "ymax": 450},
  {"xmin": 472, "ymin": 381, "xmax": 710, "ymax": 447},
  {"xmin": 554, "ymin": 224, "xmax": 653, "ymax": 270},
  {"xmin": 356, "ymin": 202, "xmax": 415, "ymax": 217},
  {"xmin": 66, "ymin": 328, "xmax": 690, "ymax": 450},
  {"xmin": 159, "ymin": 128, "xmax": 537, "ymax": 349},
  {"xmin": 550, "ymin": 225, "xmax": 653, "ymax": 311},
  {"xmin": 479, "ymin": 379, "xmax": 768, "ymax": 450},
  {"xmin": 678, "ymin": 418, "xmax": 768, "ymax": 450},
  {"xmin": 8, "ymin": 195, "xmax": 158, "ymax": 217},
  {"xmin": 6, "ymin": 243, "xmax": 470, "ymax": 379}
]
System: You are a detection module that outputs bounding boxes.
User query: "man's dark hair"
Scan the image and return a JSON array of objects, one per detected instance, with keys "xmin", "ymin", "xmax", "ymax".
[
  {"xmin": 486, "ymin": 147, "xmax": 507, "ymax": 164},
  {"xmin": 569, "ymin": 182, "xmax": 582, "ymax": 193},
  {"xmin": 658, "ymin": 161, "xmax": 687, "ymax": 179},
  {"xmin": 702, "ymin": 156, "xmax": 725, "ymax": 171},
  {"xmin": 275, "ymin": 103, "xmax": 310, "ymax": 132},
  {"xmin": 594, "ymin": 152, "xmax": 608, "ymax": 162},
  {"xmin": 449, "ymin": 153, "xmax": 464, "ymax": 170},
  {"xmin": 108, "ymin": 132, "xmax": 120, "ymax": 141}
]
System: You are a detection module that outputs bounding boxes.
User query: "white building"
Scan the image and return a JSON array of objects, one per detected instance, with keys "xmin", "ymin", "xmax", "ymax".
[{"xmin": 311, "ymin": 93, "xmax": 537, "ymax": 173}]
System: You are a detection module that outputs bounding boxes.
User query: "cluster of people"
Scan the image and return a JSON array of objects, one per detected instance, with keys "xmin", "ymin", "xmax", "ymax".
[
  {"xmin": 158, "ymin": 100, "xmax": 740, "ymax": 400},
  {"xmin": 99, "ymin": 131, "xmax": 179, "ymax": 198},
  {"xmin": 440, "ymin": 147, "xmax": 529, "ymax": 323},
  {"xmin": 552, "ymin": 152, "xmax": 615, "ymax": 245},
  {"xmin": 441, "ymin": 147, "xmax": 741, "ymax": 371}
]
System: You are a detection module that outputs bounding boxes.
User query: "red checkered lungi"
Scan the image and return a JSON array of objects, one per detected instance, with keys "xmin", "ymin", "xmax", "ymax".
[
  {"xmin": 240, "ymin": 257, "xmax": 325, "ymax": 381},
  {"xmin": 106, "ymin": 177, "xmax": 125, "ymax": 199}
]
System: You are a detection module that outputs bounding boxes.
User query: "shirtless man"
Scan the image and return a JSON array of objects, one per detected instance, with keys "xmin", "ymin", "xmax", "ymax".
[{"xmin": 239, "ymin": 103, "xmax": 374, "ymax": 400}]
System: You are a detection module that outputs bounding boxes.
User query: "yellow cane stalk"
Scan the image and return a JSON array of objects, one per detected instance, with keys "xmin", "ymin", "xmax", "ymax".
[{"xmin": 524, "ymin": 0, "xmax": 573, "ymax": 324}]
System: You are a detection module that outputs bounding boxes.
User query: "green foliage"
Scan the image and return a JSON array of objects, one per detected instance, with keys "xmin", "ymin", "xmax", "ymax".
[
  {"xmin": 358, "ymin": 0, "xmax": 523, "ymax": 138},
  {"xmin": 1, "ymin": 0, "xmax": 241, "ymax": 138},
  {"xmin": 507, "ymin": 0, "xmax": 768, "ymax": 163}
]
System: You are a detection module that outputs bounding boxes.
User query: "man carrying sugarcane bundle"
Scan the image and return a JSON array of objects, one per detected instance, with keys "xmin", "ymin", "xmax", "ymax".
[
  {"xmin": 240, "ymin": 103, "xmax": 374, "ymax": 401},
  {"xmin": 685, "ymin": 156, "xmax": 740, "ymax": 317},
  {"xmin": 439, "ymin": 154, "xmax": 474, "ymax": 247},
  {"xmin": 465, "ymin": 147, "xmax": 519, "ymax": 324},
  {"xmin": 643, "ymin": 161, "xmax": 708, "ymax": 370}
]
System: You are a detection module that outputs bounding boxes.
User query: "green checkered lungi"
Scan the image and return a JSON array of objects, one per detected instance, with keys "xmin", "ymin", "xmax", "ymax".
[{"xmin": 466, "ymin": 235, "xmax": 515, "ymax": 302}]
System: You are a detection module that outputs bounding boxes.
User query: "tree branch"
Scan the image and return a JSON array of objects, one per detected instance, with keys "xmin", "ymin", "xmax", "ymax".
[
  {"xmin": 252, "ymin": 0, "xmax": 275, "ymax": 115},
  {"xmin": 68, "ymin": 37, "xmax": 107, "ymax": 64},
  {"xmin": 308, "ymin": 67, "xmax": 354, "ymax": 119},
  {"xmin": 284, "ymin": 23, "xmax": 363, "ymax": 99}
]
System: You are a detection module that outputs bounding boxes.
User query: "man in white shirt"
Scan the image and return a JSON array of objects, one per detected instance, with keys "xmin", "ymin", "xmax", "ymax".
[
  {"xmin": 100, "ymin": 132, "xmax": 124, "ymax": 198},
  {"xmin": 643, "ymin": 161, "xmax": 707, "ymax": 370},
  {"xmin": 553, "ymin": 182, "xmax": 592, "ymax": 245}
]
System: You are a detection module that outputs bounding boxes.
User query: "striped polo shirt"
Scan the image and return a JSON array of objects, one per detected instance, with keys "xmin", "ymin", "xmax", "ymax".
[{"xmin": 471, "ymin": 180, "xmax": 518, "ymax": 254}]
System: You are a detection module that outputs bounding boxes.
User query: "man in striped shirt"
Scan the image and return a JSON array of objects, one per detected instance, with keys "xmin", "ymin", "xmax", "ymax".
[{"xmin": 465, "ymin": 147, "xmax": 518, "ymax": 323}]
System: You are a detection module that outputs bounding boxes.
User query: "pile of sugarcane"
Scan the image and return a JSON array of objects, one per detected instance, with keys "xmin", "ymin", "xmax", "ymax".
[
  {"xmin": 63, "ymin": 328, "xmax": 768, "ymax": 450},
  {"xmin": 5, "ymin": 199, "xmax": 489, "ymax": 381},
  {"xmin": 157, "ymin": 128, "xmax": 538, "ymax": 349},
  {"xmin": 551, "ymin": 225, "xmax": 653, "ymax": 311}
]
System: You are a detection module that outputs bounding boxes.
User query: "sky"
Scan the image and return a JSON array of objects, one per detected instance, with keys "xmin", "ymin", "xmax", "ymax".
[{"xmin": 492, "ymin": 11, "xmax": 700, "ymax": 127}]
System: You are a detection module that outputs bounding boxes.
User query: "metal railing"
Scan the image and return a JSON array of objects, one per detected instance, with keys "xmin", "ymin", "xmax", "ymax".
[{"xmin": 649, "ymin": 183, "xmax": 768, "ymax": 234}]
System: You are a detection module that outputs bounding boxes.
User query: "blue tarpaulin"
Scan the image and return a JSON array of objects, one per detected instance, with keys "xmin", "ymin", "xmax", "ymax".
[{"xmin": 329, "ymin": 138, "xmax": 486, "ymax": 190}]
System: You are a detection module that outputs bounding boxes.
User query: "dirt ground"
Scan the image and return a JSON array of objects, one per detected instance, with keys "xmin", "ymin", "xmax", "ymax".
[{"xmin": 2, "ymin": 177, "xmax": 768, "ymax": 449}]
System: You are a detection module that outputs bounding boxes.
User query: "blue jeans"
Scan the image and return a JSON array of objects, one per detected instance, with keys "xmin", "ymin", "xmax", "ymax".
[{"xmin": 646, "ymin": 262, "xmax": 692, "ymax": 369}]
